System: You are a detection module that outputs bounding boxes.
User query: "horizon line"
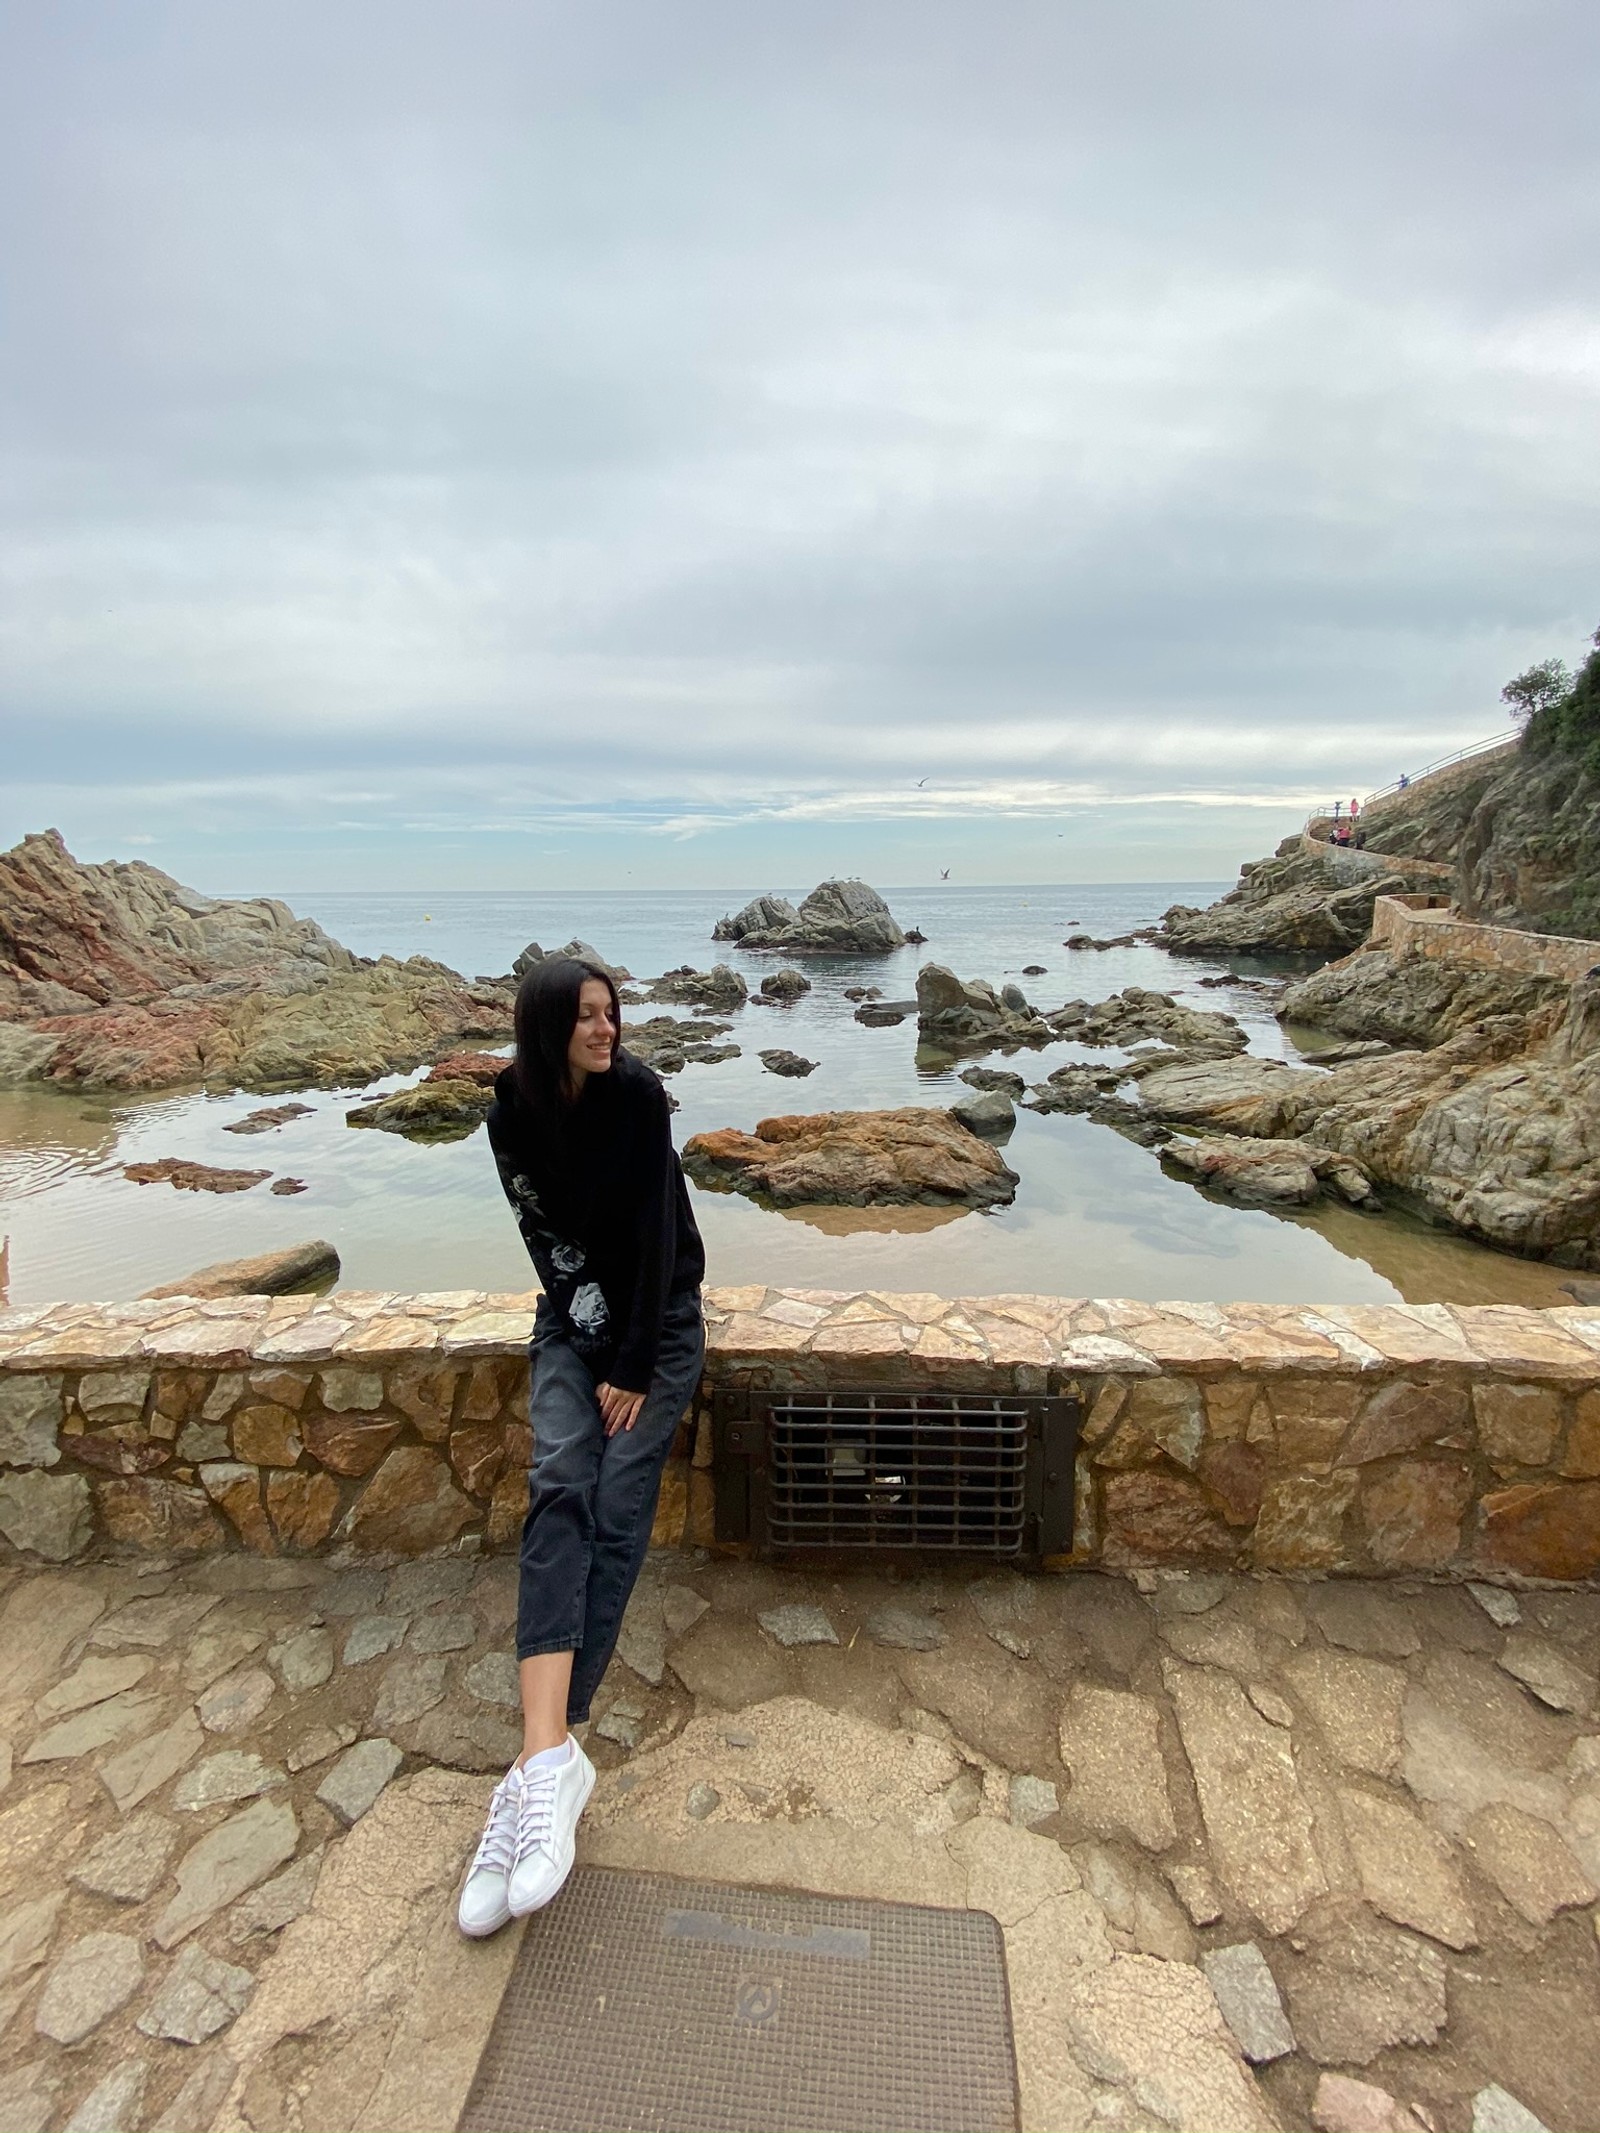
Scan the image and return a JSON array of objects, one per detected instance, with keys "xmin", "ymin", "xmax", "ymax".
[{"xmin": 245, "ymin": 875, "xmax": 1235, "ymax": 898}]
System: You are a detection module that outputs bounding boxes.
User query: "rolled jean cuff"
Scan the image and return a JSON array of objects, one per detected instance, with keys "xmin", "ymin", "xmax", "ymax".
[{"xmin": 514, "ymin": 1637, "xmax": 580, "ymax": 1661}]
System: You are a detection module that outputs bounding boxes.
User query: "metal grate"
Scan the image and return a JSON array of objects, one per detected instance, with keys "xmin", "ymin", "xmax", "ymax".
[
  {"xmin": 769, "ymin": 1393, "xmax": 1029, "ymax": 1552},
  {"xmin": 714, "ymin": 1387, "xmax": 1079, "ymax": 1558},
  {"xmin": 457, "ymin": 1866, "xmax": 1019, "ymax": 2133}
]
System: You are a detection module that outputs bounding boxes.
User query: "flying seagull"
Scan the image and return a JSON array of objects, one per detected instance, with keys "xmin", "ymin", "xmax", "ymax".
[{"xmin": 940, "ymin": 868, "xmax": 950, "ymax": 881}]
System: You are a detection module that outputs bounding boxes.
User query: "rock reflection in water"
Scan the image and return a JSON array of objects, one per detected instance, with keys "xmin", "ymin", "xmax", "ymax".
[
  {"xmin": 0, "ymin": 1085, "xmax": 120, "ymax": 1193},
  {"xmin": 1283, "ymin": 1197, "xmax": 1572, "ymax": 1309},
  {"xmin": 0, "ymin": 879, "xmax": 1586, "ymax": 1313},
  {"xmin": 774, "ymin": 1202, "xmax": 971, "ymax": 1237}
]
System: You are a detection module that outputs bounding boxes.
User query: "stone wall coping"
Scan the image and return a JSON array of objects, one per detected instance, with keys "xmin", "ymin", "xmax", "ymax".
[
  {"xmin": 8, "ymin": 1285, "xmax": 1600, "ymax": 1579},
  {"xmin": 3, "ymin": 1286, "xmax": 1599, "ymax": 1383},
  {"xmin": 1370, "ymin": 895, "xmax": 1600, "ymax": 985}
]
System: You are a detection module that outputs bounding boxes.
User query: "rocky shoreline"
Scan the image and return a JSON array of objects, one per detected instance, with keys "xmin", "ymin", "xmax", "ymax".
[
  {"xmin": 0, "ymin": 833, "xmax": 515, "ymax": 1095},
  {"xmin": 7, "ymin": 817, "xmax": 1598, "ymax": 1283}
]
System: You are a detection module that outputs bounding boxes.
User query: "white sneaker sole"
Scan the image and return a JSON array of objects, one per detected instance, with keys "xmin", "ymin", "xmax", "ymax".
[{"xmin": 507, "ymin": 1757, "xmax": 595, "ymax": 1918}]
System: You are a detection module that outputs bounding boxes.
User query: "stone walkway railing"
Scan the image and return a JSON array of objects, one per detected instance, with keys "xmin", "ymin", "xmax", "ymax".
[
  {"xmin": 4, "ymin": 1288, "xmax": 1600, "ymax": 1582},
  {"xmin": 1299, "ymin": 823, "xmax": 1456, "ymax": 887},
  {"xmin": 1369, "ymin": 894, "xmax": 1600, "ymax": 985}
]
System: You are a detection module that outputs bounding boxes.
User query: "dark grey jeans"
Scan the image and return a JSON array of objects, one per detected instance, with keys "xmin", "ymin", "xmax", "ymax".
[{"xmin": 515, "ymin": 1289, "xmax": 705, "ymax": 1722}]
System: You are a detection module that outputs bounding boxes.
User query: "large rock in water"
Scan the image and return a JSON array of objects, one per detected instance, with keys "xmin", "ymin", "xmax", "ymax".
[
  {"xmin": 142, "ymin": 1240, "xmax": 340, "ymax": 1299},
  {"xmin": 0, "ymin": 830, "xmax": 515, "ymax": 1093},
  {"xmin": 1160, "ymin": 843, "xmax": 1419, "ymax": 955},
  {"xmin": 345, "ymin": 1053, "xmax": 500, "ymax": 1138},
  {"xmin": 622, "ymin": 1016, "xmax": 739, "ymax": 1075},
  {"xmin": 713, "ymin": 894, "xmax": 800, "ymax": 944},
  {"xmin": 511, "ymin": 938, "xmax": 632, "ymax": 982},
  {"xmin": 682, "ymin": 1107, "xmax": 1018, "ymax": 1209},
  {"xmin": 1280, "ymin": 947, "xmax": 1568, "ymax": 1049},
  {"xmin": 916, "ymin": 965, "xmax": 1049, "ymax": 1053},
  {"xmin": 915, "ymin": 971, "xmax": 1248, "ymax": 1064},
  {"xmin": 713, "ymin": 880, "xmax": 905, "ymax": 953},
  {"xmin": 0, "ymin": 828, "xmax": 356, "ymax": 1018},
  {"xmin": 1161, "ymin": 1133, "xmax": 1376, "ymax": 1207},
  {"xmin": 1052, "ymin": 987, "xmax": 1248, "ymax": 1057},
  {"xmin": 1136, "ymin": 981, "xmax": 1600, "ymax": 1262},
  {"xmin": 645, "ymin": 964, "xmax": 748, "ymax": 1008}
]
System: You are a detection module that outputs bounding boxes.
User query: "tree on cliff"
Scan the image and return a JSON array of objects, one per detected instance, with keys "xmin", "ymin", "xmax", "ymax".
[
  {"xmin": 1502, "ymin": 657, "xmax": 1570, "ymax": 724},
  {"xmin": 1521, "ymin": 627, "xmax": 1600, "ymax": 782}
]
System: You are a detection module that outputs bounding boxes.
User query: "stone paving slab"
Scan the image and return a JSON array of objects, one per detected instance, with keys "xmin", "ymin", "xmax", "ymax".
[{"xmin": 0, "ymin": 1550, "xmax": 1595, "ymax": 2129}]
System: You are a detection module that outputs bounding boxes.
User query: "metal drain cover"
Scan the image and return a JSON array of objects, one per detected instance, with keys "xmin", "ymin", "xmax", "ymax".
[{"xmin": 457, "ymin": 1866, "xmax": 1019, "ymax": 2133}]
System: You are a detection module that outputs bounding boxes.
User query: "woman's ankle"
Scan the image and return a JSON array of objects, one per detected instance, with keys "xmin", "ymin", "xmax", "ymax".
[{"xmin": 519, "ymin": 1731, "xmax": 570, "ymax": 1765}]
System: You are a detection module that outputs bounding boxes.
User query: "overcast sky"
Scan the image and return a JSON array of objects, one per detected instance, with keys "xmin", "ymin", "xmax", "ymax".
[{"xmin": 3, "ymin": 0, "xmax": 1597, "ymax": 893}]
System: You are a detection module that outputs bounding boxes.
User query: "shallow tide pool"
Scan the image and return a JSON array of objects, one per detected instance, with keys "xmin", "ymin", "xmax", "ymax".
[{"xmin": 0, "ymin": 882, "xmax": 1574, "ymax": 1311}]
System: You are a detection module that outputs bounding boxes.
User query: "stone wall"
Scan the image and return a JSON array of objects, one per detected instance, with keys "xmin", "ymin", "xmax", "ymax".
[
  {"xmin": 4, "ymin": 1287, "xmax": 1600, "ymax": 1582},
  {"xmin": 1369, "ymin": 894, "xmax": 1600, "ymax": 983},
  {"xmin": 1299, "ymin": 825, "xmax": 1454, "ymax": 886}
]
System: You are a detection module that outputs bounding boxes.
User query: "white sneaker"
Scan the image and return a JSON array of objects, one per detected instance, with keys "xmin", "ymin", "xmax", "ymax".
[
  {"xmin": 458, "ymin": 1762, "xmax": 524, "ymax": 1938},
  {"xmin": 507, "ymin": 1736, "xmax": 595, "ymax": 1916}
]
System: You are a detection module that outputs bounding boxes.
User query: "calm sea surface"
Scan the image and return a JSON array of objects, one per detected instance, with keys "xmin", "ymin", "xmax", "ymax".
[{"xmin": 0, "ymin": 883, "xmax": 1572, "ymax": 1310}]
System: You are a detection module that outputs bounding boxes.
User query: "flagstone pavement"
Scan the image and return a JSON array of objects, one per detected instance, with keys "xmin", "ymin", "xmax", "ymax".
[{"xmin": 1, "ymin": 1548, "xmax": 1596, "ymax": 2133}]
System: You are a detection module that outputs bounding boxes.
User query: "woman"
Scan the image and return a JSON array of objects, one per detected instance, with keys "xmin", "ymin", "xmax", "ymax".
[{"xmin": 458, "ymin": 956, "xmax": 706, "ymax": 1937}]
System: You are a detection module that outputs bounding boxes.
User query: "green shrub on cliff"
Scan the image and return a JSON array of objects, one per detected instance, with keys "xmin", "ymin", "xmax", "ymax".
[{"xmin": 1520, "ymin": 627, "xmax": 1600, "ymax": 782}]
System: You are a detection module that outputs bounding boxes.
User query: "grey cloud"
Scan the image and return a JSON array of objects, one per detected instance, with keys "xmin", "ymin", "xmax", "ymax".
[{"xmin": 2, "ymin": 0, "xmax": 1597, "ymax": 876}]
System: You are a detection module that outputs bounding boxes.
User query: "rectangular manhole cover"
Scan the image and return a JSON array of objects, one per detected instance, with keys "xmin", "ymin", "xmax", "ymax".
[{"xmin": 458, "ymin": 1866, "xmax": 1019, "ymax": 2133}]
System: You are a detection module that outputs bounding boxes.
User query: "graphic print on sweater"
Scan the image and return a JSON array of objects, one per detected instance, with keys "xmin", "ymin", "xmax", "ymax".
[{"xmin": 496, "ymin": 1157, "xmax": 614, "ymax": 1362}]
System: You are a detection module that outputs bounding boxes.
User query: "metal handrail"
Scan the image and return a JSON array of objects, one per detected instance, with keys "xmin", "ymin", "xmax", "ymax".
[
  {"xmin": 1359, "ymin": 731, "xmax": 1516, "ymax": 809},
  {"xmin": 1304, "ymin": 730, "xmax": 1518, "ymax": 837}
]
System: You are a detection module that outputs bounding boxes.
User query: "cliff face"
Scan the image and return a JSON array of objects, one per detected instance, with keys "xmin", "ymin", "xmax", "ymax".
[
  {"xmin": 1450, "ymin": 753, "xmax": 1600, "ymax": 938},
  {"xmin": 0, "ymin": 831, "xmax": 514, "ymax": 1093},
  {"xmin": 1166, "ymin": 733, "xmax": 1600, "ymax": 952},
  {"xmin": 0, "ymin": 829, "xmax": 356, "ymax": 1020},
  {"xmin": 1356, "ymin": 739, "xmax": 1600, "ymax": 938},
  {"xmin": 1352, "ymin": 748, "xmax": 1513, "ymax": 868},
  {"xmin": 1149, "ymin": 733, "xmax": 1600, "ymax": 1262}
]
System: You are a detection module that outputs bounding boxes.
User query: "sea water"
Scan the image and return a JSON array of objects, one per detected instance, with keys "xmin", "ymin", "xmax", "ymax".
[{"xmin": 0, "ymin": 883, "xmax": 1573, "ymax": 1310}]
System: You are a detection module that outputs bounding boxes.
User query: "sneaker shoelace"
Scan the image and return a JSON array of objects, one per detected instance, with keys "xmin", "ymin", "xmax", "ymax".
[
  {"xmin": 469, "ymin": 1770, "xmax": 523, "ymax": 1878},
  {"xmin": 514, "ymin": 1758, "xmax": 564, "ymax": 1861}
]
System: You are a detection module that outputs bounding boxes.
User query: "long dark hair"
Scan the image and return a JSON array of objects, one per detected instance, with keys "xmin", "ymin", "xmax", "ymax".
[{"xmin": 511, "ymin": 956, "xmax": 622, "ymax": 1116}]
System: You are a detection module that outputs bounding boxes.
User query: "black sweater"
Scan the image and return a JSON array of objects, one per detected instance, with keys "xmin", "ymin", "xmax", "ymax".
[{"xmin": 486, "ymin": 1051, "xmax": 705, "ymax": 1393}]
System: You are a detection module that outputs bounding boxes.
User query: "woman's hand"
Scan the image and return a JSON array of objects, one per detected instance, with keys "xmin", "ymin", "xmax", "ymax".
[{"xmin": 597, "ymin": 1382, "xmax": 646, "ymax": 1436}]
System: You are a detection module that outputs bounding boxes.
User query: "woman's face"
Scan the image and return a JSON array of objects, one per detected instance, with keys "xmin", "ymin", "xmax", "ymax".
[{"xmin": 567, "ymin": 976, "xmax": 618, "ymax": 1083}]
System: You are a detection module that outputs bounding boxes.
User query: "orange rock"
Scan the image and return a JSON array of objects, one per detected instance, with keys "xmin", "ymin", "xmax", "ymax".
[
  {"xmin": 231, "ymin": 1404, "xmax": 303, "ymax": 1467},
  {"xmin": 95, "ymin": 1476, "xmax": 225, "ymax": 1554},
  {"xmin": 301, "ymin": 1412, "xmax": 402, "ymax": 1476},
  {"xmin": 425, "ymin": 1051, "xmax": 506, "ymax": 1085},
  {"xmin": 1359, "ymin": 1459, "xmax": 1473, "ymax": 1569},
  {"xmin": 341, "ymin": 1445, "xmax": 476, "ymax": 1553},
  {"xmin": 1479, "ymin": 1480, "xmax": 1600, "ymax": 1580},
  {"xmin": 448, "ymin": 1421, "xmax": 505, "ymax": 1497},
  {"xmin": 485, "ymin": 1467, "xmax": 527, "ymax": 1548},
  {"xmin": 1101, "ymin": 1469, "xmax": 1237, "ymax": 1564},
  {"xmin": 683, "ymin": 1107, "xmax": 1017, "ymax": 1209},
  {"xmin": 199, "ymin": 1463, "xmax": 276, "ymax": 1554},
  {"xmin": 266, "ymin": 1469, "xmax": 341, "ymax": 1551}
]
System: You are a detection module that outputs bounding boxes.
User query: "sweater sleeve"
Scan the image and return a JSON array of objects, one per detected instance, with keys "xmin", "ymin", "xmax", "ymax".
[
  {"xmin": 485, "ymin": 1101, "xmax": 550, "ymax": 1288},
  {"xmin": 606, "ymin": 1077, "xmax": 680, "ymax": 1393}
]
